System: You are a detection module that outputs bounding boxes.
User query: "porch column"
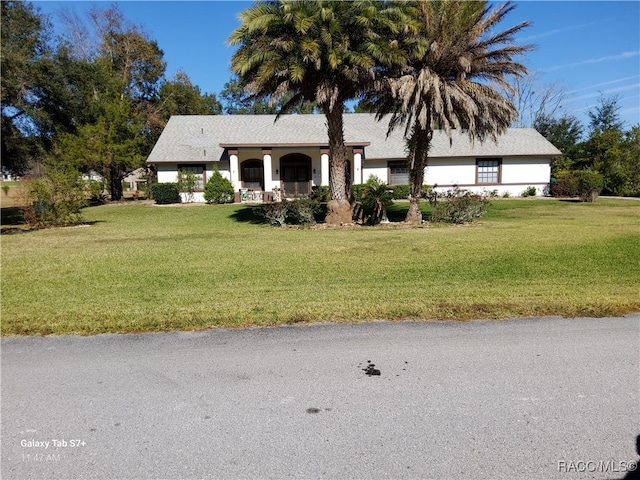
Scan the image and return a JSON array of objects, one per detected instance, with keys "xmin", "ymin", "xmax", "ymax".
[
  {"xmin": 353, "ymin": 147, "xmax": 363, "ymax": 185},
  {"xmin": 262, "ymin": 147, "xmax": 273, "ymax": 192},
  {"xmin": 320, "ymin": 147, "xmax": 330, "ymax": 187},
  {"xmin": 229, "ymin": 148, "xmax": 240, "ymax": 195}
]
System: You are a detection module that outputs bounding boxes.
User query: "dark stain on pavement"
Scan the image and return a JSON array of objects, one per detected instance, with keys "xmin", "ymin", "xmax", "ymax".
[
  {"xmin": 362, "ymin": 361, "xmax": 381, "ymax": 376},
  {"xmin": 306, "ymin": 407, "xmax": 332, "ymax": 414}
]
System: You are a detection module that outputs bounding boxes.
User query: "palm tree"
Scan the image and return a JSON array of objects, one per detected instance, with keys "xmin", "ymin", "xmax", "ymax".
[
  {"xmin": 369, "ymin": 0, "xmax": 532, "ymax": 223},
  {"xmin": 228, "ymin": 0, "xmax": 408, "ymax": 225}
]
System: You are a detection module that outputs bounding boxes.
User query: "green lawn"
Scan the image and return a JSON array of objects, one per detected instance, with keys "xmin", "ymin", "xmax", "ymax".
[{"xmin": 1, "ymin": 198, "xmax": 639, "ymax": 336}]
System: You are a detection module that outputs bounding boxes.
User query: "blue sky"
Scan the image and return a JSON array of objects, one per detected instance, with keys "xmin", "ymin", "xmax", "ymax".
[{"xmin": 33, "ymin": 1, "xmax": 640, "ymax": 130}]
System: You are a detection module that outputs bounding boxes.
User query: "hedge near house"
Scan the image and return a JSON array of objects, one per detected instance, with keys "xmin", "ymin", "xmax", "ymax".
[{"xmin": 151, "ymin": 183, "xmax": 180, "ymax": 204}]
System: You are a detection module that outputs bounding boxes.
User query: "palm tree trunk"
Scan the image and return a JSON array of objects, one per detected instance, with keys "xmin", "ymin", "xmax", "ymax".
[
  {"xmin": 324, "ymin": 105, "xmax": 352, "ymax": 225},
  {"xmin": 406, "ymin": 126, "xmax": 432, "ymax": 224}
]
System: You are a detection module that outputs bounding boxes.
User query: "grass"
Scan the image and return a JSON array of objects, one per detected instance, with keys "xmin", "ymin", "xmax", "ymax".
[{"xmin": 1, "ymin": 198, "xmax": 639, "ymax": 336}]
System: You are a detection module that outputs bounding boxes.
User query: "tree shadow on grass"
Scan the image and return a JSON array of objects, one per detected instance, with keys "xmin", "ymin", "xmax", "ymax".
[
  {"xmin": 385, "ymin": 202, "xmax": 433, "ymax": 223},
  {"xmin": 228, "ymin": 204, "xmax": 266, "ymax": 224},
  {"xmin": 385, "ymin": 203, "xmax": 410, "ymax": 222},
  {"xmin": 1, "ymin": 207, "xmax": 25, "ymax": 226},
  {"xmin": 0, "ymin": 206, "xmax": 100, "ymax": 235}
]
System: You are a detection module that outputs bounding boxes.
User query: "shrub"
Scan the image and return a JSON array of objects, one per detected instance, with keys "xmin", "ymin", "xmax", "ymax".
[
  {"xmin": 177, "ymin": 169, "xmax": 198, "ymax": 203},
  {"xmin": 23, "ymin": 168, "xmax": 87, "ymax": 227},
  {"xmin": 429, "ymin": 187, "xmax": 489, "ymax": 224},
  {"xmin": 204, "ymin": 166, "xmax": 235, "ymax": 204},
  {"xmin": 359, "ymin": 176, "xmax": 393, "ymax": 225},
  {"xmin": 139, "ymin": 171, "xmax": 156, "ymax": 200},
  {"xmin": 578, "ymin": 171, "xmax": 604, "ymax": 202},
  {"xmin": 151, "ymin": 183, "xmax": 180, "ymax": 204},
  {"xmin": 311, "ymin": 185, "xmax": 331, "ymax": 202},
  {"xmin": 550, "ymin": 171, "xmax": 581, "ymax": 197},
  {"xmin": 253, "ymin": 198, "xmax": 320, "ymax": 227},
  {"xmin": 603, "ymin": 170, "xmax": 638, "ymax": 197},
  {"xmin": 390, "ymin": 184, "xmax": 410, "ymax": 200},
  {"xmin": 253, "ymin": 202, "xmax": 289, "ymax": 227},
  {"xmin": 87, "ymin": 180, "xmax": 107, "ymax": 205},
  {"xmin": 423, "ymin": 185, "xmax": 438, "ymax": 205},
  {"xmin": 350, "ymin": 183, "xmax": 366, "ymax": 202},
  {"xmin": 521, "ymin": 186, "xmax": 537, "ymax": 197},
  {"xmin": 287, "ymin": 198, "xmax": 320, "ymax": 224}
]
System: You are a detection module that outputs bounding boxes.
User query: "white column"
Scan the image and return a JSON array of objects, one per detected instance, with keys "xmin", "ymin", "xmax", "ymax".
[
  {"xmin": 353, "ymin": 147, "xmax": 363, "ymax": 185},
  {"xmin": 262, "ymin": 148, "xmax": 273, "ymax": 192},
  {"xmin": 229, "ymin": 149, "xmax": 240, "ymax": 191},
  {"xmin": 320, "ymin": 147, "xmax": 330, "ymax": 187}
]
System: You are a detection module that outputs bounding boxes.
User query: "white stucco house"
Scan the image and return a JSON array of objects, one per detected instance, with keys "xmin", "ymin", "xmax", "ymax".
[{"xmin": 146, "ymin": 113, "xmax": 561, "ymax": 203}]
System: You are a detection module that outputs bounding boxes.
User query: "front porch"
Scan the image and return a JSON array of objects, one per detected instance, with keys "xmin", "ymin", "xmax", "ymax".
[
  {"xmin": 227, "ymin": 145, "xmax": 364, "ymax": 203},
  {"xmin": 239, "ymin": 182, "xmax": 312, "ymax": 203}
]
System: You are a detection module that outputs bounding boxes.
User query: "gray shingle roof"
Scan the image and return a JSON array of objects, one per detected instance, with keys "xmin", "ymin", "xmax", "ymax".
[{"xmin": 147, "ymin": 113, "xmax": 561, "ymax": 164}]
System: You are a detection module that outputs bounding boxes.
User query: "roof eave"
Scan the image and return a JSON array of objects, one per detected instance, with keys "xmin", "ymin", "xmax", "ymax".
[{"xmin": 218, "ymin": 142, "xmax": 371, "ymax": 149}]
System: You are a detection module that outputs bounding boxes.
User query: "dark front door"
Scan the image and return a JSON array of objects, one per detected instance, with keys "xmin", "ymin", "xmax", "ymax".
[{"xmin": 281, "ymin": 155, "xmax": 311, "ymax": 196}]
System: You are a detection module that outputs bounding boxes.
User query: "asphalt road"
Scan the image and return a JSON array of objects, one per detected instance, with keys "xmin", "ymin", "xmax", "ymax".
[{"xmin": 2, "ymin": 315, "xmax": 639, "ymax": 480}]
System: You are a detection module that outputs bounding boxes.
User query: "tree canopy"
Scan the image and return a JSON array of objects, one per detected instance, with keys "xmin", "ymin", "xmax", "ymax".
[
  {"xmin": 534, "ymin": 95, "xmax": 640, "ymax": 197},
  {"xmin": 1, "ymin": 1, "xmax": 221, "ymax": 199},
  {"xmin": 1, "ymin": 0, "xmax": 54, "ymax": 174}
]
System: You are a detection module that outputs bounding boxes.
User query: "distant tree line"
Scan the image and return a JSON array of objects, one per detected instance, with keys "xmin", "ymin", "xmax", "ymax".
[
  {"xmin": 1, "ymin": 1, "xmax": 282, "ymax": 199},
  {"xmin": 532, "ymin": 94, "xmax": 639, "ymax": 197},
  {"xmin": 502, "ymin": 72, "xmax": 639, "ymax": 197}
]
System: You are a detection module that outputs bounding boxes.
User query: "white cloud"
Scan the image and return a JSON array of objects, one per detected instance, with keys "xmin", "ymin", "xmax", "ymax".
[
  {"xmin": 519, "ymin": 22, "xmax": 595, "ymax": 42},
  {"xmin": 567, "ymin": 83, "xmax": 640, "ymax": 103},
  {"xmin": 544, "ymin": 51, "xmax": 640, "ymax": 72},
  {"xmin": 568, "ymin": 75, "xmax": 640, "ymax": 94},
  {"xmin": 620, "ymin": 105, "xmax": 639, "ymax": 117}
]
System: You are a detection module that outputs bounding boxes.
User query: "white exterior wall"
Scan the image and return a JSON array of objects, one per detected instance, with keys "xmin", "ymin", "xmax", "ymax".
[
  {"xmin": 362, "ymin": 160, "xmax": 389, "ymax": 184},
  {"xmin": 156, "ymin": 154, "xmax": 551, "ymax": 201},
  {"xmin": 362, "ymin": 156, "xmax": 551, "ymax": 197},
  {"xmin": 501, "ymin": 157, "xmax": 551, "ymax": 196},
  {"xmin": 157, "ymin": 163, "xmax": 179, "ymax": 183},
  {"xmin": 179, "ymin": 192, "xmax": 206, "ymax": 203},
  {"xmin": 425, "ymin": 158, "xmax": 476, "ymax": 186},
  {"xmin": 311, "ymin": 156, "xmax": 322, "ymax": 187},
  {"xmin": 156, "ymin": 162, "xmax": 231, "ymax": 184}
]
